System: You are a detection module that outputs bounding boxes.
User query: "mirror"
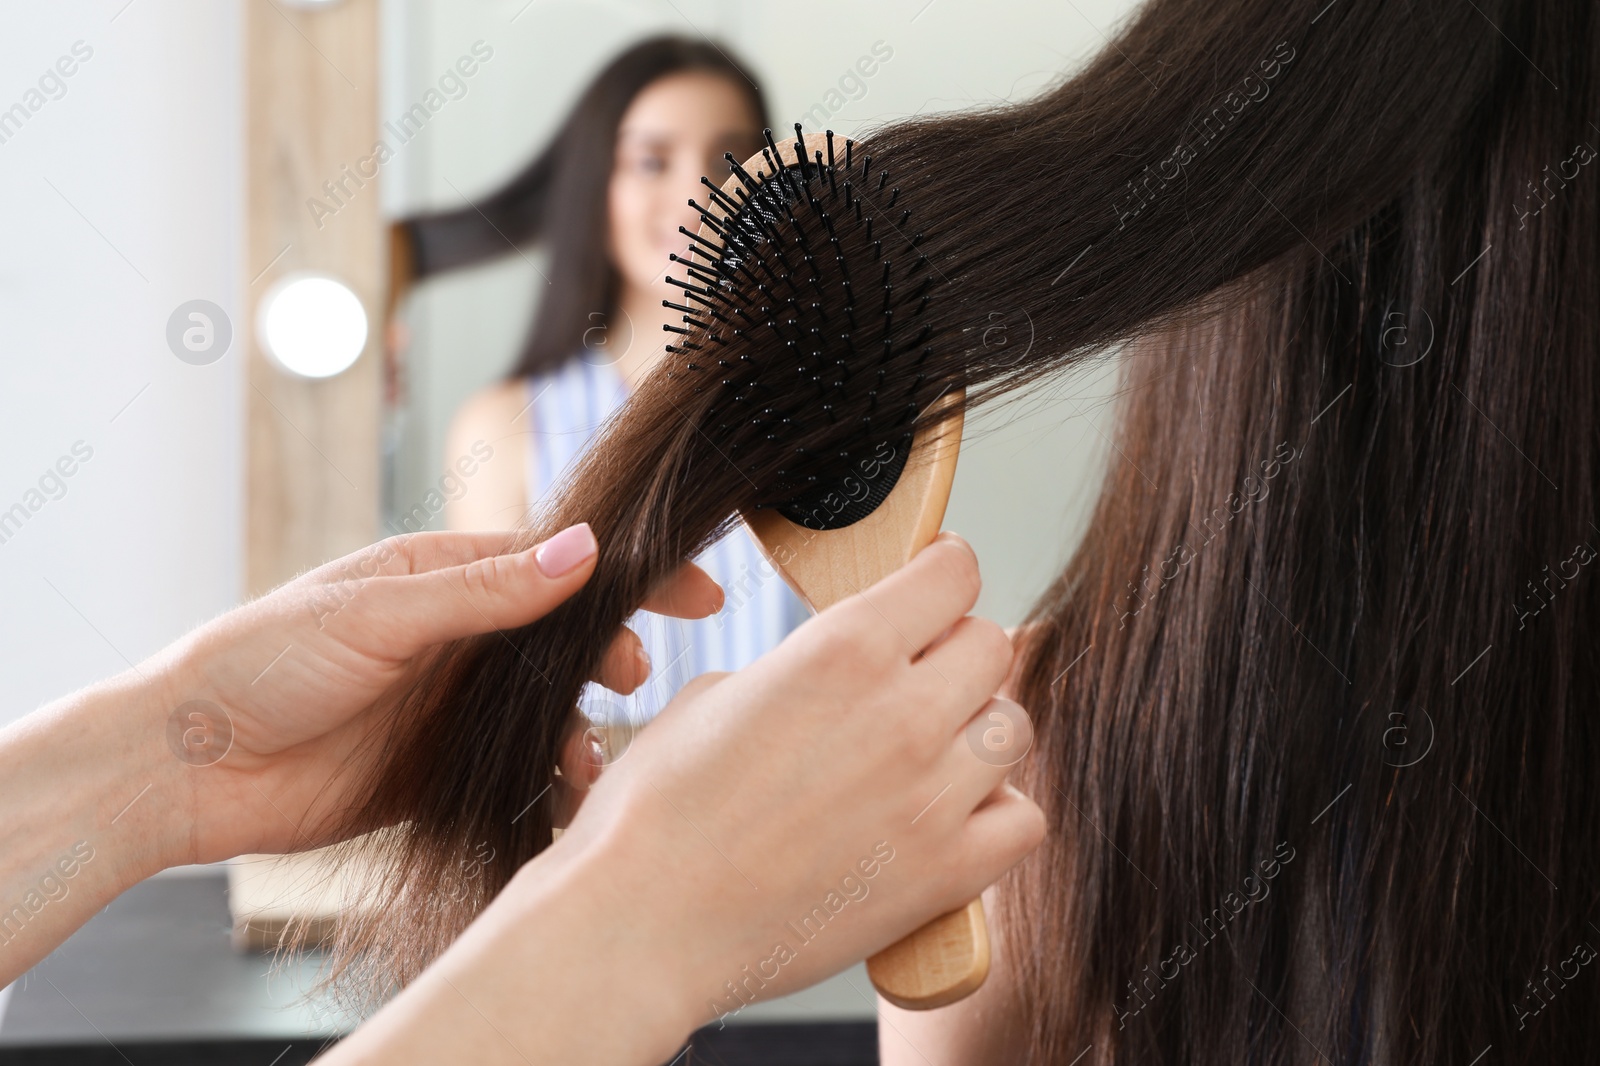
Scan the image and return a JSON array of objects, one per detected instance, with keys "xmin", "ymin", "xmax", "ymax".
[{"xmin": 381, "ymin": 0, "xmax": 1127, "ymax": 628}]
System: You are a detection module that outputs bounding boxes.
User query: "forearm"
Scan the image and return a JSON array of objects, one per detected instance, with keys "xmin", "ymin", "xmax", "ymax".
[
  {"xmin": 325, "ymin": 832, "xmax": 699, "ymax": 1066},
  {"xmin": 0, "ymin": 665, "xmax": 188, "ymax": 982}
]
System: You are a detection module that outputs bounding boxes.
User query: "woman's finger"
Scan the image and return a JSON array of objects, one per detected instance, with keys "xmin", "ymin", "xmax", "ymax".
[
  {"xmin": 592, "ymin": 566, "xmax": 722, "ymax": 693},
  {"xmin": 917, "ymin": 697, "xmax": 1034, "ymax": 842},
  {"xmin": 914, "ymin": 616, "xmax": 1016, "ymax": 730},
  {"xmin": 593, "ymin": 627, "xmax": 650, "ymax": 694},
  {"xmin": 640, "ymin": 561, "xmax": 725, "ymax": 619},
  {"xmin": 553, "ymin": 719, "xmax": 607, "ymax": 828},
  {"xmin": 350, "ymin": 523, "xmax": 599, "ymax": 650},
  {"xmin": 833, "ymin": 532, "xmax": 983, "ymax": 658},
  {"xmin": 559, "ymin": 720, "xmax": 606, "ymax": 792},
  {"xmin": 952, "ymin": 782, "xmax": 1047, "ymax": 902}
]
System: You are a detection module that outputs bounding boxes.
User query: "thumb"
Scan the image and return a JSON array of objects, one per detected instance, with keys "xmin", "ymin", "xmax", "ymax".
[{"xmin": 362, "ymin": 522, "xmax": 599, "ymax": 650}]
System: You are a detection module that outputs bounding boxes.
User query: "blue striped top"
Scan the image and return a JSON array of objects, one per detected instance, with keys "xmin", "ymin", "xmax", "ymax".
[{"xmin": 522, "ymin": 359, "xmax": 807, "ymax": 730}]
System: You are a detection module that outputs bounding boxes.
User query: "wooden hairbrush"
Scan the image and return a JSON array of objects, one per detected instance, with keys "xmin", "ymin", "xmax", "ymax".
[
  {"xmin": 674, "ymin": 127, "xmax": 990, "ymax": 1010},
  {"xmin": 745, "ymin": 397, "xmax": 990, "ymax": 1011}
]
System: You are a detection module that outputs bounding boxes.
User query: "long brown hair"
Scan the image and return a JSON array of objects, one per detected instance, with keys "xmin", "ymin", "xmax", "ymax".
[
  {"xmin": 999, "ymin": 0, "xmax": 1600, "ymax": 1059},
  {"xmin": 392, "ymin": 34, "xmax": 768, "ymax": 381},
  {"xmin": 327, "ymin": 1, "xmax": 1598, "ymax": 1059}
]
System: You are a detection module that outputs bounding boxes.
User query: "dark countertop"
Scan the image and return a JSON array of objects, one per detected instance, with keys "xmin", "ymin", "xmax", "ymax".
[{"xmin": 0, "ymin": 871, "xmax": 878, "ymax": 1065}]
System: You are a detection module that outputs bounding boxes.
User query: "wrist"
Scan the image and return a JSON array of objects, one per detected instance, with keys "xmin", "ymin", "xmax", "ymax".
[
  {"xmin": 71, "ymin": 661, "xmax": 198, "ymax": 879},
  {"xmin": 131, "ymin": 633, "xmax": 297, "ymax": 867},
  {"xmin": 500, "ymin": 829, "xmax": 707, "ymax": 1059},
  {"xmin": 335, "ymin": 826, "xmax": 708, "ymax": 1066}
]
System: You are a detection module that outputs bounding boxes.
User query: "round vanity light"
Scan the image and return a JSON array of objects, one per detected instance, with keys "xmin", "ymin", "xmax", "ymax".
[{"xmin": 256, "ymin": 274, "xmax": 368, "ymax": 379}]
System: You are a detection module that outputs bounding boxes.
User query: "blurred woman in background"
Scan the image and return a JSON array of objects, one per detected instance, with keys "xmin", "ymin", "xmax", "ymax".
[{"xmin": 390, "ymin": 36, "xmax": 803, "ymax": 731}]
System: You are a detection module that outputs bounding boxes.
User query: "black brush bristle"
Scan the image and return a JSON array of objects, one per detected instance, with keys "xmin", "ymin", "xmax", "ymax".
[{"xmin": 664, "ymin": 128, "xmax": 945, "ymax": 532}]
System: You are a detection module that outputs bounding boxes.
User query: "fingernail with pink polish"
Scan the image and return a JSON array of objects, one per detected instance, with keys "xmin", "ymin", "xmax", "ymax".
[{"xmin": 535, "ymin": 523, "xmax": 597, "ymax": 577}]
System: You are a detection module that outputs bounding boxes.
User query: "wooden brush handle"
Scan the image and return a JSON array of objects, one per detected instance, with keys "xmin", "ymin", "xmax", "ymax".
[
  {"xmin": 866, "ymin": 898, "xmax": 990, "ymax": 1010},
  {"xmin": 741, "ymin": 389, "xmax": 988, "ymax": 1010}
]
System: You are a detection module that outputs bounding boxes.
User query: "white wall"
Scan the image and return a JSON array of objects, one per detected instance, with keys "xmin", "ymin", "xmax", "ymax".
[
  {"xmin": 0, "ymin": 2, "xmax": 243, "ymax": 726},
  {"xmin": 387, "ymin": 0, "xmax": 1136, "ymax": 625}
]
